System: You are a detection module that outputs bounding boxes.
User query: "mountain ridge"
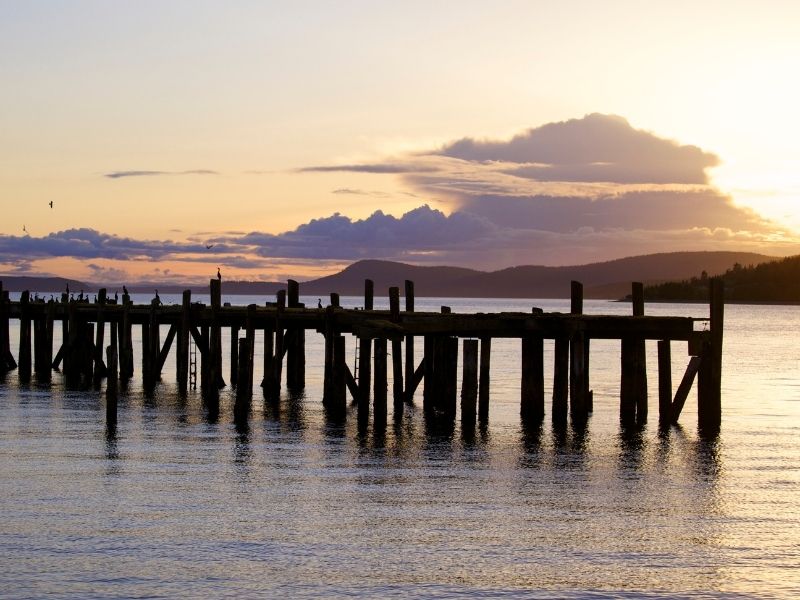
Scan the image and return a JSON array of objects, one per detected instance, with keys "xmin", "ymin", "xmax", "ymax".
[{"xmin": 0, "ymin": 251, "xmax": 782, "ymax": 299}]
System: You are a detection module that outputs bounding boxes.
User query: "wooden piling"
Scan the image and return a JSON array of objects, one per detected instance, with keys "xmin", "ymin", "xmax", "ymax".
[
  {"xmin": 244, "ymin": 304, "xmax": 256, "ymax": 398},
  {"xmin": 404, "ymin": 280, "xmax": 415, "ymax": 403},
  {"xmin": 698, "ymin": 278, "xmax": 724, "ymax": 431},
  {"xmin": 478, "ymin": 337, "xmax": 491, "ymax": 421},
  {"xmin": 177, "ymin": 290, "xmax": 191, "ymax": 392},
  {"xmin": 235, "ymin": 337, "xmax": 251, "ymax": 411},
  {"xmin": 569, "ymin": 281, "xmax": 588, "ymax": 420},
  {"xmin": 230, "ymin": 324, "xmax": 240, "ymax": 387},
  {"xmin": 119, "ymin": 295, "xmax": 133, "ymax": 380},
  {"xmin": 209, "ymin": 278, "xmax": 223, "ymax": 390},
  {"xmin": 364, "ymin": 279, "xmax": 374, "ymax": 310},
  {"xmin": 373, "ymin": 338, "xmax": 387, "ymax": 422},
  {"xmin": 286, "ymin": 279, "xmax": 305, "ymax": 389},
  {"xmin": 621, "ymin": 282, "xmax": 647, "ymax": 425},
  {"xmin": 39, "ymin": 301, "xmax": 54, "ymax": 382},
  {"xmin": 521, "ymin": 335, "xmax": 545, "ymax": 421},
  {"xmin": 461, "ymin": 339, "xmax": 479, "ymax": 424},
  {"xmin": 552, "ymin": 336, "xmax": 569, "ymax": 421},
  {"xmin": 329, "ymin": 293, "xmax": 340, "ymax": 308},
  {"xmin": 18, "ymin": 291, "xmax": 31, "ymax": 382},
  {"xmin": 657, "ymin": 340, "xmax": 672, "ymax": 424},
  {"xmin": 389, "ymin": 287, "xmax": 403, "ymax": 410},
  {"xmin": 331, "ymin": 334, "xmax": 347, "ymax": 414},
  {"xmin": 0, "ymin": 286, "xmax": 12, "ymax": 373},
  {"xmin": 93, "ymin": 289, "xmax": 107, "ymax": 386}
]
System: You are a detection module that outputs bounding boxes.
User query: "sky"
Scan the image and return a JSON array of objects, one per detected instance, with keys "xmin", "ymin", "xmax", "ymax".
[{"xmin": 1, "ymin": 0, "xmax": 799, "ymax": 283}]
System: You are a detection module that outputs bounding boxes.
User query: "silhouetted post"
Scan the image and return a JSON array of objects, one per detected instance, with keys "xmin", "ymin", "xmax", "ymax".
[
  {"xmin": 444, "ymin": 337, "xmax": 458, "ymax": 419},
  {"xmin": 461, "ymin": 339, "xmax": 479, "ymax": 425},
  {"xmin": 230, "ymin": 324, "xmax": 240, "ymax": 387},
  {"xmin": 65, "ymin": 300, "xmax": 80, "ymax": 386},
  {"xmin": 106, "ymin": 345, "xmax": 117, "ymax": 425},
  {"xmin": 657, "ymin": 340, "xmax": 672, "ymax": 424},
  {"xmin": 120, "ymin": 294, "xmax": 133, "ymax": 379},
  {"xmin": 423, "ymin": 335, "xmax": 433, "ymax": 413},
  {"xmin": 286, "ymin": 279, "xmax": 305, "ymax": 389},
  {"xmin": 322, "ymin": 307, "xmax": 334, "ymax": 405},
  {"xmin": 569, "ymin": 281, "xmax": 588, "ymax": 420},
  {"xmin": 200, "ymin": 324, "xmax": 210, "ymax": 390},
  {"xmin": 82, "ymin": 323, "xmax": 95, "ymax": 384},
  {"xmin": 0, "ymin": 285, "xmax": 11, "ymax": 373},
  {"xmin": 521, "ymin": 335, "xmax": 545, "ymax": 421},
  {"xmin": 698, "ymin": 278, "xmax": 724, "ymax": 432},
  {"xmin": 209, "ymin": 278, "xmax": 223, "ymax": 390},
  {"xmin": 373, "ymin": 338, "xmax": 387, "ymax": 425},
  {"xmin": 92, "ymin": 288, "xmax": 107, "ymax": 386},
  {"xmin": 552, "ymin": 336, "xmax": 569, "ymax": 422},
  {"xmin": 389, "ymin": 287, "xmax": 404, "ymax": 411},
  {"xmin": 404, "ymin": 280, "xmax": 415, "ymax": 403},
  {"xmin": 621, "ymin": 282, "xmax": 647, "ymax": 425},
  {"xmin": 244, "ymin": 304, "xmax": 256, "ymax": 397},
  {"xmin": 32, "ymin": 310, "xmax": 42, "ymax": 377},
  {"xmin": 142, "ymin": 312, "xmax": 153, "ymax": 390},
  {"xmin": 478, "ymin": 337, "xmax": 491, "ymax": 422},
  {"xmin": 329, "ymin": 292, "xmax": 340, "ymax": 308},
  {"xmin": 41, "ymin": 301, "xmax": 54, "ymax": 382},
  {"xmin": 177, "ymin": 290, "xmax": 191, "ymax": 393},
  {"xmin": 18, "ymin": 291, "xmax": 31, "ymax": 382},
  {"xmin": 357, "ymin": 280, "xmax": 373, "ymax": 413},
  {"xmin": 261, "ymin": 323, "xmax": 275, "ymax": 394},
  {"xmin": 331, "ymin": 334, "xmax": 347, "ymax": 415}
]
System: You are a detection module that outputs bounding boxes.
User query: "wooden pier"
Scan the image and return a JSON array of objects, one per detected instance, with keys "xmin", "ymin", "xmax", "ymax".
[{"xmin": 0, "ymin": 278, "xmax": 724, "ymax": 431}]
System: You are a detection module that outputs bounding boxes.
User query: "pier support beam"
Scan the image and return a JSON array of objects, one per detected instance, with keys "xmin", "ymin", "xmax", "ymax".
[
  {"xmin": 18, "ymin": 291, "xmax": 31, "ymax": 382},
  {"xmin": 552, "ymin": 336, "xmax": 569, "ymax": 422},
  {"xmin": 177, "ymin": 290, "xmax": 191, "ymax": 393},
  {"xmin": 521, "ymin": 335, "xmax": 545, "ymax": 421},
  {"xmin": 620, "ymin": 282, "xmax": 647, "ymax": 425},
  {"xmin": 698, "ymin": 278, "xmax": 724, "ymax": 432},
  {"xmin": 389, "ymin": 287, "xmax": 404, "ymax": 414},
  {"xmin": 404, "ymin": 280, "xmax": 415, "ymax": 403},
  {"xmin": 286, "ymin": 279, "xmax": 305, "ymax": 390},
  {"xmin": 373, "ymin": 338, "xmax": 387, "ymax": 425},
  {"xmin": 657, "ymin": 340, "xmax": 672, "ymax": 424},
  {"xmin": 461, "ymin": 339, "xmax": 479, "ymax": 425},
  {"xmin": 478, "ymin": 337, "xmax": 491, "ymax": 422}
]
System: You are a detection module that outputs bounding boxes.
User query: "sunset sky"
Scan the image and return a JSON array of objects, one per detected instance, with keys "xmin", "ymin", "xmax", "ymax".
[{"xmin": 1, "ymin": 1, "xmax": 799, "ymax": 283}]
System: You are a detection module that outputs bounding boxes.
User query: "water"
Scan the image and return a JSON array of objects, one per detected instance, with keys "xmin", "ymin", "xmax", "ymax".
[{"xmin": 1, "ymin": 297, "xmax": 798, "ymax": 598}]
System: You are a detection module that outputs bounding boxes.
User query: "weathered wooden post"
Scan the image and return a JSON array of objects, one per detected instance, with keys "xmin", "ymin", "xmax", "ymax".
[
  {"xmin": 373, "ymin": 338, "xmax": 388, "ymax": 425},
  {"xmin": 92, "ymin": 288, "xmax": 107, "ymax": 386},
  {"xmin": 698, "ymin": 278, "xmax": 724, "ymax": 432},
  {"xmin": 329, "ymin": 292, "xmax": 340, "ymax": 308},
  {"xmin": 478, "ymin": 337, "xmax": 491, "ymax": 421},
  {"xmin": 18, "ymin": 291, "xmax": 32, "ymax": 382},
  {"xmin": 244, "ymin": 303, "xmax": 256, "ymax": 398},
  {"xmin": 621, "ymin": 282, "xmax": 647, "ymax": 425},
  {"xmin": 209, "ymin": 278, "xmax": 223, "ymax": 390},
  {"xmin": 404, "ymin": 280, "xmax": 415, "ymax": 403},
  {"xmin": 177, "ymin": 290, "xmax": 191, "ymax": 393},
  {"xmin": 273, "ymin": 289, "xmax": 286, "ymax": 395},
  {"xmin": 552, "ymin": 336, "xmax": 569, "ymax": 422},
  {"xmin": 41, "ymin": 301, "xmax": 54, "ymax": 382},
  {"xmin": 461, "ymin": 339, "xmax": 479, "ymax": 425},
  {"xmin": 423, "ymin": 335, "xmax": 433, "ymax": 413},
  {"xmin": 65, "ymin": 300, "xmax": 80, "ymax": 386},
  {"xmin": 0, "ymin": 285, "xmax": 12, "ymax": 373},
  {"xmin": 657, "ymin": 340, "xmax": 672, "ymax": 424},
  {"xmin": 331, "ymin": 334, "xmax": 347, "ymax": 415},
  {"xmin": 142, "ymin": 306, "xmax": 153, "ymax": 390},
  {"xmin": 230, "ymin": 324, "xmax": 240, "ymax": 387},
  {"xmin": 443, "ymin": 336, "xmax": 458, "ymax": 419},
  {"xmin": 286, "ymin": 279, "xmax": 305, "ymax": 389},
  {"xmin": 358, "ymin": 279, "xmax": 373, "ymax": 412},
  {"xmin": 389, "ymin": 287, "xmax": 404, "ymax": 412},
  {"xmin": 569, "ymin": 281, "xmax": 588, "ymax": 420},
  {"xmin": 521, "ymin": 335, "xmax": 545, "ymax": 421},
  {"xmin": 82, "ymin": 323, "xmax": 95, "ymax": 384},
  {"xmin": 119, "ymin": 294, "xmax": 133, "ymax": 380}
]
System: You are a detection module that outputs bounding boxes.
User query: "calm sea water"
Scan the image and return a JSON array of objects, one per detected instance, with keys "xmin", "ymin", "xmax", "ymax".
[{"xmin": 1, "ymin": 295, "xmax": 798, "ymax": 598}]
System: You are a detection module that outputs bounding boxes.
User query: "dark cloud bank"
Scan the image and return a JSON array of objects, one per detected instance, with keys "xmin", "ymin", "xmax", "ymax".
[{"xmin": 2, "ymin": 114, "xmax": 793, "ymax": 273}]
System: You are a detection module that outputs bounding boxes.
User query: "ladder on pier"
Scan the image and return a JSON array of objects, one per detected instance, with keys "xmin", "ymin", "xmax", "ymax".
[
  {"xmin": 189, "ymin": 335, "xmax": 198, "ymax": 389},
  {"xmin": 353, "ymin": 337, "xmax": 360, "ymax": 383}
]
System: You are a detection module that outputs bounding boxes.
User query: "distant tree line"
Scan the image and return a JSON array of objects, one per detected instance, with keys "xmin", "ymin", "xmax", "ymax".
[{"xmin": 644, "ymin": 254, "xmax": 800, "ymax": 302}]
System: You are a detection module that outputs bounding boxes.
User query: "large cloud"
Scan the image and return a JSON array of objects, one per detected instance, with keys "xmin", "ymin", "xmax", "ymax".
[{"xmin": 437, "ymin": 113, "xmax": 719, "ymax": 184}]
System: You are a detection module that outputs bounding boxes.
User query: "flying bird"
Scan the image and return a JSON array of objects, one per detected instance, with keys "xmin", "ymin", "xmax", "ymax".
[
  {"xmin": 22, "ymin": 225, "xmax": 28, "ymax": 235},
  {"xmin": 49, "ymin": 201, "xmax": 53, "ymax": 209},
  {"xmin": 205, "ymin": 244, "xmax": 215, "ymax": 249}
]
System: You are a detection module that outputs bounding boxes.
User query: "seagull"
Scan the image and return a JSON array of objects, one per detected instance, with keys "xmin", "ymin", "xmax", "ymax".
[
  {"xmin": 205, "ymin": 244, "xmax": 215, "ymax": 249},
  {"xmin": 49, "ymin": 201, "xmax": 53, "ymax": 209}
]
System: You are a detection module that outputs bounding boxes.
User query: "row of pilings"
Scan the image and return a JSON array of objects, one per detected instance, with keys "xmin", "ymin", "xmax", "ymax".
[{"xmin": 0, "ymin": 277, "xmax": 724, "ymax": 434}]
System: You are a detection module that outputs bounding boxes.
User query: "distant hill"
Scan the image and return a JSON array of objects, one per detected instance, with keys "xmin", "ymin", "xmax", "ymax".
[
  {"xmin": 645, "ymin": 254, "xmax": 800, "ymax": 303},
  {"xmin": 0, "ymin": 251, "xmax": 781, "ymax": 299},
  {"xmin": 299, "ymin": 252, "xmax": 776, "ymax": 299}
]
